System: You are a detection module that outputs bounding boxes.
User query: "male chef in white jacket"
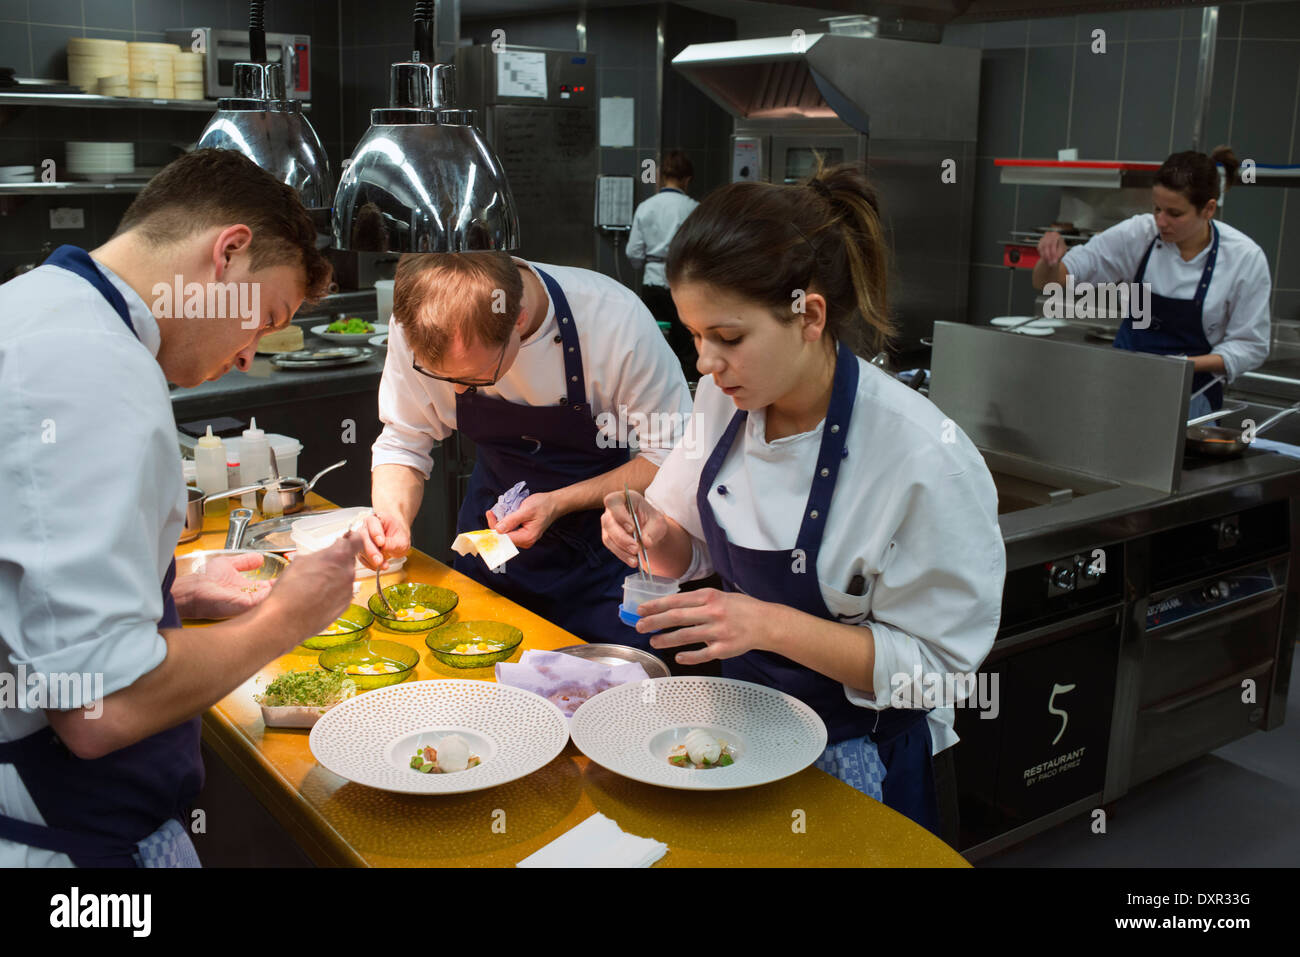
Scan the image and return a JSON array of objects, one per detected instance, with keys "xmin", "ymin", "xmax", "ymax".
[
  {"xmin": 0, "ymin": 150, "xmax": 362, "ymax": 867},
  {"xmin": 360, "ymin": 251, "xmax": 693, "ymax": 647}
]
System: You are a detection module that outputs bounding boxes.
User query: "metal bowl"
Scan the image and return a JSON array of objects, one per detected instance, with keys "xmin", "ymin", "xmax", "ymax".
[
  {"xmin": 552, "ymin": 643, "xmax": 670, "ymax": 679},
  {"xmin": 174, "ymin": 549, "xmax": 288, "ymax": 580}
]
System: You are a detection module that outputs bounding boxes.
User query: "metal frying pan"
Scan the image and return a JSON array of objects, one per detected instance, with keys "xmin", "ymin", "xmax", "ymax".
[{"xmin": 1186, "ymin": 401, "xmax": 1300, "ymax": 457}]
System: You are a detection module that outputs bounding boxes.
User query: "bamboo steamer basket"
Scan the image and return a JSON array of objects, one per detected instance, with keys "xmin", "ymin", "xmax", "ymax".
[
  {"xmin": 67, "ymin": 40, "xmax": 129, "ymax": 92},
  {"xmin": 97, "ymin": 75, "xmax": 130, "ymax": 96},
  {"xmin": 128, "ymin": 73, "xmax": 158, "ymax": 98},
  {"xmin": 68, "ymin": 38, "xmax": 128, "ymax": 56},
  {"xmin": 173, "ymin": 82, "xmax": 206, "ymax": 101}
]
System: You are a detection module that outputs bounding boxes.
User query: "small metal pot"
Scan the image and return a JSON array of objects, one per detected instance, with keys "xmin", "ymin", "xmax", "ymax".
[
  {"xmin": 181, "ymin": 484, "xmax": 266, "ymax": 543},
  {"xmin": 256, "ymin": 460, "xmax": 347, "ymax": 516}
]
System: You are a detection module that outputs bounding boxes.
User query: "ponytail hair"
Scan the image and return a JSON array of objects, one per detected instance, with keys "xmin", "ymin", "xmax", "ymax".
[
  {"xmin": 665, "ymin": 158, "xmax": 894, "ymax": 358},
  {"xmin": 1156, "ymin": 146, "xmax": 1240, "ymax": 209}
]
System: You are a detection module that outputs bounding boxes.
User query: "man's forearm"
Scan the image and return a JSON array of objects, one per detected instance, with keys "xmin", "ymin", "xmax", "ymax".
[
  {"xmin": 1032, "ymin": 260, "xmax": 1066, "ymax": 291},
  {"xmin": 48, "ymin": 597, "xmax": 308, "ymax": 760},
  {"xmin": 552, "ymin": 454, "xmax": 658, "ymax": 518},
  {"xmin": 1192, "ymin": 353, "xmax": 1227, "ymax": 376},
  {"xmin": 372, "ymin": 462, "xmax": 427, "ymax": 526}
]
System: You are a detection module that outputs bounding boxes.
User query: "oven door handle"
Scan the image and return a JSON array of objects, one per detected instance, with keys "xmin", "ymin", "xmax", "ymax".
[
  {"xmin": 1145, "ymin": 660, "xmax": 1274, "ymax": 714},
  {"xmin": 1146, "ymin": 589, "xmax": 1282, "ymax": 641}
]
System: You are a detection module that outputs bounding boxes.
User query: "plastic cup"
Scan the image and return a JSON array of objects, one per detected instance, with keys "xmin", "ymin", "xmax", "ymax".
[{"xmin": 619, "ymin": 573, "xmax": 679, "ymax": 629}]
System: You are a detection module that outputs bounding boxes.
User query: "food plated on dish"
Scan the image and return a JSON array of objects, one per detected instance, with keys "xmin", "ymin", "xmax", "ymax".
[
  {"xmin": 425, "ymin": 621, "xmax": 523, "ymax": 668},
  {"xmin": 317, "ymin": 638, "xmax": 419, "ymax": 690},
  {"xmin": 668, "ymin": 728, "xmax": 735, "ymax": 769},
  {"xmin": 409, "ymin": 733, "xmax": 482, "ymax": 773},
  {"xmin": 368, "ymin": 582, "xmax": 459, "ymax": 633}
]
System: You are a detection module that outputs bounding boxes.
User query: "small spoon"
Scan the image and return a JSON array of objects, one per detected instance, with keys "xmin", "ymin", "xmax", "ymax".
[{"xmin": 375, "ymin": 562, "xmax": 395, "ymax": 615}]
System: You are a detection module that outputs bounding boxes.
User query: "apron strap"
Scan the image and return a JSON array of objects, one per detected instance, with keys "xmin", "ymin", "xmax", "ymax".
[
  {"xmin": 531, "ymin": 266, "xmax": 589, "ymax": 411},
  {"xmin": 44, "ymin": 244, "xmax": 136, "ymax": 334},
  {"xmin": 795, "ymin": 342, "xmax": 858, "ymax": 554}
]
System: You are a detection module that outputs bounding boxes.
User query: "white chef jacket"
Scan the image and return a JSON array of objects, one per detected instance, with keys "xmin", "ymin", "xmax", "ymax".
[
  {"xmin": 645, "ymin": 358, "xmax": 1006, "ymax": 753},
  {"xmin": 372, "ymin": 259, "xmax": 694, "ymax": 477},
  {"xmin": 1062, "ymin": 213, "xmax": 1271, "ymax": 381},
  {"xmin": 626, "ymin": 189, "xmax": 699, "ymax": 289},
  {"xmin": 0, "ymin": 259, "xmax": 184, "ymax": 867}
]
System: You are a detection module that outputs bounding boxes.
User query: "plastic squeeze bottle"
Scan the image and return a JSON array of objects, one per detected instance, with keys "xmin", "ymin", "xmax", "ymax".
[
  {"xmin": 195, "ymin": 426, "xmax": 228, "ymax": 516},
  {"xmin": 239, "ymin": 417, "xmax": 271, "ymax": 509}
]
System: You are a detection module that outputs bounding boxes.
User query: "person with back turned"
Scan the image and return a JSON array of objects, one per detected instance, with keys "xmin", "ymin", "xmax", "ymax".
[{"xmin": 627, "ymin": 150, "xmax": 700, "ymax": 377}]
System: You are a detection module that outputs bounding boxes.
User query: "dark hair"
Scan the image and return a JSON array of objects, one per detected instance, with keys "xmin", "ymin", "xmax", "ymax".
[
  {"xmin": 665, "ymin": 160, "xmax": 892, "ymax": 358},
  {"xmin": 1155, "ymin": 146, "xmax": 1240, "ymax": 210},
  {"xmin": 660, "ymin": 150, "xmax": 694, "ymax": 183},
  {"xmin": 392, "ymin": 251, "xmax": 524, "ymax": 366},
  {"xmin": 115, "ymin": 149, "xmax": 332, "ymax": 301}
]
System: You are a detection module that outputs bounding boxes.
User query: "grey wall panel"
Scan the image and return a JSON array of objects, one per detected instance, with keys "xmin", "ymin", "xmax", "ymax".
[{"xmin": 1119, "ymin": 40, "xmax": 1180, "ymax": 161}]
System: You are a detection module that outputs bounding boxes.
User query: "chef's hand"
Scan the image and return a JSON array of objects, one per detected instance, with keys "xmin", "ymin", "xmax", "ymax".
[
  {"xmin": 265, "ymin": 531, "xmax": 364, "ymax": 638},
  {"xmin": 634, "ymin": 589, "xmax": 771, "ymax": 665},
  {"xmin": 600, "ymin": 489, "xmax": 667, "ymax": 569},
  {"xmin": 488, "ymin": 491, "xmax": 559, "ymax": 549},
  {"xmin": 172, "ymin": 553, "xmax": 273, "ymax": 620},
  {"xmin": 1037, "ymin": 230, "xmax": 1068, "ymax": 266},
  {"xmin": 357, "ymin": 511, "xmax": 410, "ymax": 570}
]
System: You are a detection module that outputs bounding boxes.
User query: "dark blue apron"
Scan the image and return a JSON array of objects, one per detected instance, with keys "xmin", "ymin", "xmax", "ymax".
[
  {"xmin": 0, "ymin": 245, "xmax": 203, "ymax": 867},
  {"xmin": 453, "ymin": 267, "xmax": 641, "ymax": 648},
  {"xmin": 696, "ymin": 341, "xmax": 941, "ymax": 834},
  {"xmin": 1114, "ymin": 221, "xmax": 1222, "ymax": 409}
]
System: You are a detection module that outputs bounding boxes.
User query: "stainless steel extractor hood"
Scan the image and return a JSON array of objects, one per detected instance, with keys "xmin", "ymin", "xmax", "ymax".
[{"xmin": 672, "ymin": 32, "xmax": 978, "ymax": 141}]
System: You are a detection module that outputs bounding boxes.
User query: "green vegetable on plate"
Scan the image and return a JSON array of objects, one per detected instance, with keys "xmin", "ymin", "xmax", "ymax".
[{"xmin": 326, "ymin": 317, "xmax": 373, "ymax": 334}]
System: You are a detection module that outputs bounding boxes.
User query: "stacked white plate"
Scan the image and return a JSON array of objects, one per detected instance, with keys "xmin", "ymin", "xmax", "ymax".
[
  {"xmin": 66, "ymin": 141, "xmax": 135, "ymax": 181},
  {"xmin": 67, "ymin": 37, "xmax": 128, "ymax": 93},
  {"xmin": 173, "ymin": 51, "xmax": 205, "ymax": 100},
  {"xmin": 0, "ymin": 165, "xmax": 36, "ymax": 184}
]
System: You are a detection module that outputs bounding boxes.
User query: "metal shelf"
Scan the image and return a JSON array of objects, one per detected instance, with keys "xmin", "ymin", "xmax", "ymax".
[
  {"xmin": 0, "ymin": 90, "xmax": 220, "ymax": 111},
  {"xmin": 0, "ymin": 181, "xmax": 146, "ymax": 196},
  {"xmin": 998, "ymin": 158, "xmax": 1300, "ymax": 189}
]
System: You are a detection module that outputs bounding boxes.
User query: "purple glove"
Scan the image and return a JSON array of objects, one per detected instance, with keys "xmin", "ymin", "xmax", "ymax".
[{"xmin": 491, "ymin": 481, "xmax": 530, "ymax": 523}]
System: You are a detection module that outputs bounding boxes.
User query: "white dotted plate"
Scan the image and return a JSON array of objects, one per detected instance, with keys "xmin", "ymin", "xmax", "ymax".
[
  {"xmin": 569, "ymin": 676, "xmax": 828, "ymax": 791},
  {"xmin": 309, "ymin": 680, "xmax": 569, "ymax": 794}
]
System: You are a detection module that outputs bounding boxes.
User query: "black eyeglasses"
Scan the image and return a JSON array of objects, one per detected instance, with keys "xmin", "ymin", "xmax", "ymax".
[{"xmin": 412, "ymin": 337, "xmax": 511, "ymax": 387}]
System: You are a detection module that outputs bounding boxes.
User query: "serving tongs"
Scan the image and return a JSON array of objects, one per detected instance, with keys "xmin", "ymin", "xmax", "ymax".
[{"xmin": 623, "ymin": 483, "xmax": 651, "ymax": 581}]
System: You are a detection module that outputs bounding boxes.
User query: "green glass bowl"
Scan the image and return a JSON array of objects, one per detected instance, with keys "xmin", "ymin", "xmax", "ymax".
[
  {"xmin": 318, "ymin": 638, "xmax": 420, "ymax": 690},
  {"xmin": 425, "ymin": 621, "xmax": 524, "ymax": 669},
  {"xmin": 302, "ymin": 603, "xmax": 374, "ymax": 650},
  {"xmin": 368, "ymin": 582, "xmax": 459, "ymax": 633}
]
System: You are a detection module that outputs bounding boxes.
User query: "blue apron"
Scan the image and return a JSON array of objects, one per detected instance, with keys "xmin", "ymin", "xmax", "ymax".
[
  {"xmin": 453, "ymin": 267, "xmax": 642, "ymax": 648},
  {"xmin": 696, "ymin": 341, "xmax": 941, "ymax": 835},
  {"xmin": 1114, "ymin": 221, "xmax": 1222, "ymax": 410},
  {"xmin": 0, "ymin": 245, "xmax": 204, "ymax": 867}
]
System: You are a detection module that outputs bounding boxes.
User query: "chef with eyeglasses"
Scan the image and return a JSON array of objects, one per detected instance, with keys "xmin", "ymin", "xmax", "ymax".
[{"xmin": 361, "ymin": 251, "xmax": 693, "ymax": 648}]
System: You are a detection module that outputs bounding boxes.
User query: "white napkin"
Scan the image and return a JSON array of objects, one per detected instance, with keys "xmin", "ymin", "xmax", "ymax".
[
  {"xmin": 517, "ymin": 813, "xmax": 668, "ymax": 868},
  {"xmin": 1249, "ymin": 438, "xmax": 1300, "ymax": 460},
  {"xmin": 495, "ymin": 649, "xmax": 649, "ymax": 717}
]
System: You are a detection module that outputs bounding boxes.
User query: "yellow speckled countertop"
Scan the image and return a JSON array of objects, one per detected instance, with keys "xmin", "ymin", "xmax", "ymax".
[{"xmin": 179, "ymin": 495, "xmax": 968, "ymax": 868}]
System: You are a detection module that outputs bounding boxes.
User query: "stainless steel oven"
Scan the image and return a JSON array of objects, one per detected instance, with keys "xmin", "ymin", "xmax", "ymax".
[
  {"xmin": 1132, "ymin": 556, "xmax": 1288, "ymax": 784},
  {"xmin": 166, "ymin": 28, "xmax": 311, "ymax": 100}
]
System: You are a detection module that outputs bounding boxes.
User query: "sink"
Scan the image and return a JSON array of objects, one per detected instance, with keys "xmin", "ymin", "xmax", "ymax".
[{"xmin": 981, "ymin": 452, "xmax": 1121, "ymax": 516}]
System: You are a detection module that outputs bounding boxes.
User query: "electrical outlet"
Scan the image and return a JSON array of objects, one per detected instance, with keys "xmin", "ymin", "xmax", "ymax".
[{"xmin": 50, "ymin": 207, "xmax": 85, "ymax": 230}]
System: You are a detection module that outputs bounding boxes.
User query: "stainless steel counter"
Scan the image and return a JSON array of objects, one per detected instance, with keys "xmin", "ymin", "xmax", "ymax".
[{"xmin": 169, "ymin": 316, "xmax": 384, "ymax": 421}]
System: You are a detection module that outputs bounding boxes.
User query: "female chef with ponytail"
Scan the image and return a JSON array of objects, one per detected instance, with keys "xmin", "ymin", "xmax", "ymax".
[
  {"xmin": 600, "ymin": 164, "xmax": 1006, "ymax": 835},
  {"xmin": 1034, "ymin": 147, "xmax": 1271, "ymax": 419}
]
